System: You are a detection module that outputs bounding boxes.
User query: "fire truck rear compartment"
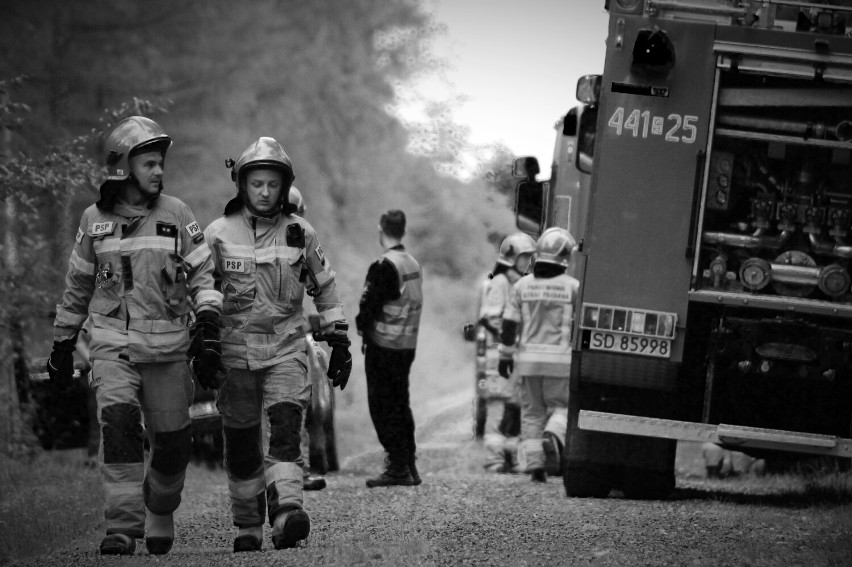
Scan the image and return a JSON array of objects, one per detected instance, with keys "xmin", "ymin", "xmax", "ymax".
[{"xmin": 699, "ymin": 72, "xmax": 852, "ymax": 302}]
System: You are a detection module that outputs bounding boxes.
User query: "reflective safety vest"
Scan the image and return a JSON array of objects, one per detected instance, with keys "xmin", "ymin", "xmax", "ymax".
[
  {"xmin": 502, "ymin": 273, "xmax": 579, "ymax": 377},
  {"xmin": 369, "ymin": 249, "xmax": 423, "ymax": 350},
  {"xmin": 54, "ymin": 195, "xmax": 223, "ymax": 363}
]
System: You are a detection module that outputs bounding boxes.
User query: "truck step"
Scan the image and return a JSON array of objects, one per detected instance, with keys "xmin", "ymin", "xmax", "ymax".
[{"xmin": 578, "ymin": 410, "xmax": 852, "ymax": 458}]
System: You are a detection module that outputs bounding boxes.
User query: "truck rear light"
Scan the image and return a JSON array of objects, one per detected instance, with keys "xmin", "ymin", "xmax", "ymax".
[{"xmin": 581, "ymin": 303, "xmax": 677, "ymax": 338}]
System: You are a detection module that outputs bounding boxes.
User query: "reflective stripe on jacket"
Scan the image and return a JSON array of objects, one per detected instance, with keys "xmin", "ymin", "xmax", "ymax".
[
  {"xmin": 368, "ymin": 249, "xmax": 422, "ymax": 350},
  {"xmin": 502, "ymin": 273, "xmax": 579, "ymax": 377},
  {"xmin": 54, "ymin": 194, "xmax": 223, "ymax": 363},
  {"xmin": 204, "ymin": 209, "xmax": 345, "ymax": 370}
]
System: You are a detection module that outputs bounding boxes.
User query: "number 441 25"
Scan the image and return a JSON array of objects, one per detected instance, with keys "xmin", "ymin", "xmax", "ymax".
[{"xmin": 608, "ymin": 107, "xmax": 698, "ymax": 144}]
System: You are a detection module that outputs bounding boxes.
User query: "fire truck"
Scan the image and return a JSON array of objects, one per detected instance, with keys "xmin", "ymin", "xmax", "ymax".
[{"xmin": 514, "ymin": 0, "xmax": 852, "ymax": 499}]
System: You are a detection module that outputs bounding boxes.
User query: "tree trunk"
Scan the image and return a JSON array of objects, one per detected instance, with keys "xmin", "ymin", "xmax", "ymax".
[{"xmin": 0, "ymin": 90, "xmax": 24, "ymax": 456}]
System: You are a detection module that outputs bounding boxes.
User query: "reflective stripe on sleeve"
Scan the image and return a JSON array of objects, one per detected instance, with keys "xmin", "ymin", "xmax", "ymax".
[
  {"xmin": 195, "ymin": 289, "xmax": 224, "ymax": 310},
  {"xmin": 55, "ymin": 305, "xmax": 89, "ymax": 328},
  {"xmin": 69, "ymin": 250, "xmax": 96, "ymax": 275},
  {"xmin": 184, "ymin": 244, "xmax": 211, "ymax": 269},
  {"xmin": 316, "ymin": 306, "xmax": 345, "ymax": 327}
]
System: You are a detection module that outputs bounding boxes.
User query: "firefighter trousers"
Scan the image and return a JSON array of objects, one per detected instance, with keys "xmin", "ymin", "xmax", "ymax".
[
  {"xmin": 518, "ymin": 375, "xmax": 569, "ymax": 472},
  {"xmin": 365, "ymin": 344, "xmax": 417, "ymax": 471},
  {"xmin": 90, "ymin": 359, "xmax": 194, "ymax": 538},
  {"xmin": 217, "ymin": 358, "xmax": 310, "ymax": 528}
]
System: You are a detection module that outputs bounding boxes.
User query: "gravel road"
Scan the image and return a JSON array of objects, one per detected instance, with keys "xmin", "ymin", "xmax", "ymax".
[{"xmin": 13, "ymin": 395, "xmax": 852, "ymax": 567}]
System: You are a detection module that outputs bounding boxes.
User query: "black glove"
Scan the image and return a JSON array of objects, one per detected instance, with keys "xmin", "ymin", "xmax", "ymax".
[
  {"xmin": 327, "ymin": 343, "xmax": 352, "ymax": 390},
  {"xmin": 189, "ymin": 310, "xmax": 222, "ymax": 390},
  {"xmin": 47, "ymin": 337, "xmax": 77, "ymax": 389},
  {"xmin": 498, "ymin": 358, "xmax": 513, "ymax": 379}
]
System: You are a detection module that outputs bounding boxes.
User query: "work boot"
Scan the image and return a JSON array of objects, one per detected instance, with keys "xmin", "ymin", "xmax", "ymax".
[
  {"xmin": 531, "ymin": 468, "xmax": 547, "ymax": 483},
  {"xmin": 366, "ymin": 466, "xmax": 416, "ymax": 488},
  {"xmin": 145, "ymin": 512, "xmax": 174, "ymax": 555},
  {"xmin": 409, "ymin": 456, "xmax": 422, "ymax": 486},
  {"xmin": 303, "ymin": 474, "xmax": 327, "ymax": 491},
  {"xmin": 271, "ymin": 509, "xmax": 311, "ymax": 550},
  {"xmin": 99, "ymin": 533, "xmax": 136, "ymax": 556},
  {"xmin": 542, "ymin": 432, "xmax": 563, "ymax": 476},
  {"xmin": 233, "ymin": 527, "xmax": 263, "ymax": 553}
]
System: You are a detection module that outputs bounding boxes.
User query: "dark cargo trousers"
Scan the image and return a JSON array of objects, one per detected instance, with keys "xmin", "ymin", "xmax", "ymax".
[{"xmin": 365, "ymin": 343, "xmax": 416, "ymax": 471}]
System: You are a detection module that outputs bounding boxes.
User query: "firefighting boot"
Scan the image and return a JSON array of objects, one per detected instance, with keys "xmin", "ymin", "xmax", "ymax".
[
  {"xmin": 233, "ymin": 527, "xmax": 263, "ymax": 553},
  {"xmin": 366, "ymin": 464, "xmax": 416, "ymax": 488},
  {"xmin": 303, "ymin": 474, "xmax": 327, "ymax": 491},
  {"xmin": 99, "ymin": 533, "xmax": 136, "ymax": 556},
  {"xmin": 531, "ymin": 468, "xmax": 548, "ymax": 483},
  {"xmin": 409, "ymin": 455, "xmax": 422, "ymax": 486},
  {"xmin": 145, "ymin": 512, "xmax": 174, "ymax": 555},
  {"xmin": 271, "ymin": 509, "xmax": 311, "ymax": 550}
]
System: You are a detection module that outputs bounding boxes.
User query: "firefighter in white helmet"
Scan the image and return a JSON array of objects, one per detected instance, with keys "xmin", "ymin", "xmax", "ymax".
[
  {"xmin": 479, "ymin": 232, "xmax": 536, "ymax": 472},
  {"xmin": 47, "ymin": 116, "xmax": 223, "ymax": 556},
  {"xmin": 288, "ymin": 185, "xmax": 330, "ymax": 492},
  {"xmin": 499, "ymin": 227, "xmax": 579, "ymax": 483},
  {"xmin": 204, "ymin": 138, "xmax": 350, "ymax": 552}
]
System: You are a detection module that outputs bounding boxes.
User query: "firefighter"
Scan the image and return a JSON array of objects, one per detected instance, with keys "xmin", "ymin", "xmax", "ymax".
[
  {"xmin": 204, "ymin": 138, "xmax": 351, "ymax": 552},
  {"xmin": 356, "ymin": 210, "xmax": 424, "ymax": 487},
  {"xmin": 289, "ymin": 185, "xmax": 329, "ymax": 492},
  {"xmin": 46, "ymin": 116, "xmax": 223, "ymax": 556},
  {"xmin": 499, "ymin": 227, "xmax": 578, "ymax": 483},
  {"xmin": 479, "ymin": 232, "xmax": 536, "ymax": 473}
]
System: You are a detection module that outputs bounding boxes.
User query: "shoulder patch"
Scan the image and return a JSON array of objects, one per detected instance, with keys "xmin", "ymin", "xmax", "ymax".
[
  {"xmin": 315, "ymin": 244, "xmax": 325, "ymax": 265},
  {"xmin": 75, "ymin": 227, "xmax": 84, "ymax": 244},
  {"xmin": 88, "ymin": 221, "xmax": 116, "ymax": 237},
  {"xmin": 185, "ymin": 221, "xmax": 201, "ymax": 239}
]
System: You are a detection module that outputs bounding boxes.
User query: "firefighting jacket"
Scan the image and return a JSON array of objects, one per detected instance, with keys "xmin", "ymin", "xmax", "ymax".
[
  {"xmin": 479, "ymin": 272, "xmax": 512, "ymax": 348},
  {"xmin": 53, "ymin": 195, "xmax": 223, "ymax": 363},
  {"xmin": 203, "ymin": 208, "xmax": 345, "ymax": 370},
  {"xmin": 367, "ymin": 248, "xmax": 423, "ymax": 350},
  {"xmin": 501, "ymin": 273, "xmax": 579, "ymax": 377}
]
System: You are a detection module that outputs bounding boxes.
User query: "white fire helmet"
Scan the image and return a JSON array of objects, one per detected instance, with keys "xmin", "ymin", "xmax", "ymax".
[
  {"xmin": 288, "ymin": 186, "xmax": 306, "ymax": 215},
  {"xmin": 534, "ymin": 227, "xmax": 576, "ymax": 268},
  {"xmin": 497, "ymin": 232, "xmax": 537, "ymax": 268}
]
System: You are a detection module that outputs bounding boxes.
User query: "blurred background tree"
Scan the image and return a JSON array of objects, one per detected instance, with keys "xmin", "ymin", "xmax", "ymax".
[{"xmin": 0, "ymin": 0, "xmax": 516, "ymax": 457}]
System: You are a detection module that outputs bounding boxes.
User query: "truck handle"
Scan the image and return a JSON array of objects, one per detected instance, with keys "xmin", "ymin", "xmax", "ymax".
[{"xmin": 685, "ymin": 149, "xmax": 706, "ymax": 259}]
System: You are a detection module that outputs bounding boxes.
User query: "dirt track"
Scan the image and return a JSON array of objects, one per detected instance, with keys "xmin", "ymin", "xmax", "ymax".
[{"xmin": 14, "ymin": 396, "xmax": 852, "ymax": 566}]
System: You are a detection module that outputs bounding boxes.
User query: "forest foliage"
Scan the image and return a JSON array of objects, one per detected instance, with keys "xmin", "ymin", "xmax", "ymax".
[{"xmin": 0, "ymin": 0, "xmax": 518, "ymax": 436}]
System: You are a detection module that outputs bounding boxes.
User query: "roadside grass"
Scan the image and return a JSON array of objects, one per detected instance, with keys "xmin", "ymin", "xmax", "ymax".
[{"xmin": 0, "ymin": 449, "xmax": 101, "ymax": 564}]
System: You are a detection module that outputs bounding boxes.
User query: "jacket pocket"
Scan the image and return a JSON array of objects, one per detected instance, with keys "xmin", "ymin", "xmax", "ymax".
[{"xmin": 279, "ymin": 248, "xmax": 304, "ymax": 305}]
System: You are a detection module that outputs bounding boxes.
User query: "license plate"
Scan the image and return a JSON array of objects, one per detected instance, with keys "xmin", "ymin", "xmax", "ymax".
[
  {"xmin": 189, "ymin": 400, "xmax": 220, "ymax": 419},
  {"xmin": 589, "ymin": 331, "xmax": 671, "ymax": 359}
]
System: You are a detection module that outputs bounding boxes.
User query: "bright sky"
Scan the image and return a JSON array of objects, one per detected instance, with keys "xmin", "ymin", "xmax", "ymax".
[{"xmin": 423, "ymin": 0, "xmax": 610, "ymax": 171}]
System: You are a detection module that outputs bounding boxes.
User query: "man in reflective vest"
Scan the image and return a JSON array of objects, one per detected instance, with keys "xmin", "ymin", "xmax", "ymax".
[
  {"xmin": 357, "ymin": 209, "xmax": 424, "ymax": 487},
  {"xmin": 204, "ymin": 137, "xmax": 350, "ymax": 552},
  {"xmin": 499, "ymin": 227, "xmax": 579, "ymax": 483},
  {"xmin": 47, "ymin": 116, "xmax": 223, "ymax": 556}
]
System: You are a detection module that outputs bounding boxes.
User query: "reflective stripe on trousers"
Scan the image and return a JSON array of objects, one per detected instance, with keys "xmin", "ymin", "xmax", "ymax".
[
  {"xmin": 218, "ymin": 358, "xmax": 310, "ymax": 527},
  {"xmin": 483, "ymin": 398, "xmax": 506, "ymax": 467},
  {"xmin": 519, "ymin": 375, "xmax": 570, "ymax": 472},
  {"xmin": 92, "ymin": 359, "xmax": 193, "ymax": 538}
]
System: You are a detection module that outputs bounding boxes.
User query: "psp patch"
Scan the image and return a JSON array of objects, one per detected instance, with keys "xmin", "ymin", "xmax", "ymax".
[
  {"xmin": 185, "ymin": 221, "xmax": 201, "ymax": 239},
  {"xmin": 223, "ymin": 257, "xmax": 249, "ymax": 274},
  {"xmin": 75, "ymin": 227, "xmax": 84, "ymax": 244},
  {"xmin": 88, "ymin": 221, "xmax": 116, "ymax": 237},
  {"xmin": 315, "ymin": 244, "xmax": 325, "ymax": 265}
]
